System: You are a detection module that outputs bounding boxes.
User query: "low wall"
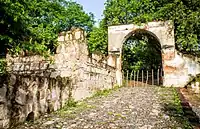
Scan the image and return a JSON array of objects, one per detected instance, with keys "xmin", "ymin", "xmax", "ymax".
[{"xmin": 0, "ymin": 29, "xmax": 116, "ymax": 128}]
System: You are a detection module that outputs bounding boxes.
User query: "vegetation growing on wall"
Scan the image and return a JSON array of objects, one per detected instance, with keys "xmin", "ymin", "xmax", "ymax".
[
  {"xmin": 0, "ymin": 59, "xmax": 7, "ymax": 75},
  {"xmin": 0, "ymin": 0, "xmax": 95, "ymax": 56}
]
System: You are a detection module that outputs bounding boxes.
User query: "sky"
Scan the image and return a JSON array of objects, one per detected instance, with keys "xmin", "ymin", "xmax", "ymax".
[{"xmin": 74, "ymin": 0, "xmax": 106, "ymax": 24}]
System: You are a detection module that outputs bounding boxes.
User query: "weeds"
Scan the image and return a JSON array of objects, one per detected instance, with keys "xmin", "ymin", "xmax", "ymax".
[
  {"xmin": 159, "ymin": 87, "xmax": 192, "ymax": 129},
  {"xmin": 56, "ymin": 85, "xmax": 122, "ymax": 117},
  {"xmin": 91, "ymin": 85, "xmax": 121, "ymax": 98}
]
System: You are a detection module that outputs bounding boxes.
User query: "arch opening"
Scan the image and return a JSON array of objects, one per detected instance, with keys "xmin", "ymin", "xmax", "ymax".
[{"xmin": 122, "ymin": 29, "xmax": 163, "ymax": 86}]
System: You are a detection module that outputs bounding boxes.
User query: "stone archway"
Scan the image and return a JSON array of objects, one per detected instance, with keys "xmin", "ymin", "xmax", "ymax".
[{"xmin": 107, "ymin": 21, "xmax": 176, "ymax": 86}]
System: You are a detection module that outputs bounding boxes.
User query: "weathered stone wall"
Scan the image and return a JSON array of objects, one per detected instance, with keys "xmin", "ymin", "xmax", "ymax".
[
  {"xmin": 0, "ymin": 28, "xmax": 116, "ymax": 128},
  {"xmin": 0, "ymin": 74, "xmax": 72, "ymax": 128},
  {"xmin": 163, "ymin": 51, "xmax": 200, "ymax": 87}
]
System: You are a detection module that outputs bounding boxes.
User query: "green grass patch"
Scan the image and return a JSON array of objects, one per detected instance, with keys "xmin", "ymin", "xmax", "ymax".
[
  {"xmin": 158, "ymin": 87, "xmax": 192, "ymax": 129},
  {"xmin": 56, "ymin": 99, "xmax": 95, "ymax": 117},
  {"xmin": 91, "ymin": 85, "xmax": 121, "ymax": 98},
  {"xmin": 56, "ymin": 85, "xmax": 122, "ymax": 118}
]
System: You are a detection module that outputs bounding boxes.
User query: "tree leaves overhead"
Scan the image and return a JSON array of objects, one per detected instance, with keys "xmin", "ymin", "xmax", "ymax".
[
  {"xmin": 88, "ymin": 26, "xmax": 108, "ymax": 55},
  {"xmin": 88, "ymin": 0, "xmax": 200, "ymax": 72},
  {"xmin": 0, "ymin": 0, "xmax": 95, "ymax": 56},
  {"xmin": 103, "ymin": 0, "xmax": 200, "ymax": 55}
]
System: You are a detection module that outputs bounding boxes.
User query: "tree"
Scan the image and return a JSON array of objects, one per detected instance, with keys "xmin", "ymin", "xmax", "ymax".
[
  {"xmin": 87, "ymin": 0, "xmax": 200, "ymax": 72},
  {"xmin": 0, "ymin": 0, "xmax": 95, "ymax": 56},
  {"xmin": 88, "ymin": 26, "xmax": 108, "ymax": 55},
  {"xmin": 122, "ymin": 32, "xmax": 162, "ymax": 72},
  {"xmin": 103, "ymin": 0, "xmax": 200, "ymax": 55}
]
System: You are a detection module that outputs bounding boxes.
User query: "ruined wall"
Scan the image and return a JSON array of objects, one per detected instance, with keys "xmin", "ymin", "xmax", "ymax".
[
  {"xmin": 0, "ymin": 29, "xmax": 116, "ymax": 128},
  {"xmin": 163, "ymin": 51, "xmax": 200, "ymax": 87}
]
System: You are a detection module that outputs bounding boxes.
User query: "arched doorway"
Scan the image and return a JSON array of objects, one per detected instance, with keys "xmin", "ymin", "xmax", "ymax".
[
  {"xmin": 122, "ymin": 29, "xmax": 163, "ymax": 86},
  {"xmin": 107, "ymin": 21, "xmax": 176, "ymax": 86}
]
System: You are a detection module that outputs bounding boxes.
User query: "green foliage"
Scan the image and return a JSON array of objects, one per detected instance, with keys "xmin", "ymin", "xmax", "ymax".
[
  {"xmin": 88, "ymin": 26, "xmax": 108, "ymax": 55},
  {"xmin": 0, "ymin": 59, "xmax": 7, "ymax": 75},
  {"xmin": 103, "ymin": 0, "xmax": 200, "ymax": 55},
  {"xmin": 122, "ymin": 31, "xmax": 162, "ymax": 72},
  {"xmin": 88, "ymin": 0, "xmax": 200, "ymax": 71},
  {"xmin": 158, "ymin": 87, "xmax": 192, "ymax": 128},
  {"xmin": 56, "ymin": 100, "xmax": 94, "ymax": 117},
  {"xmin": 67, "ymin": 98, "xmax": 77, "ymax": 108},
  {"xmin": 91, "ymin": 85, "xmax": 121, "ymax": 98},
  {"xmin": 0, "ymin": 0, "xmax": 94, "ymax": 56},
  {"xmin": 92, "ymin": 89, "xmax": 111, "ymax": 97}
]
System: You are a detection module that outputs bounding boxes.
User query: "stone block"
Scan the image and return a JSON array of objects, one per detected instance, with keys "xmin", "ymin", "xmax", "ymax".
[
  {"xmin": 72, "ymin": 87, "xmax": 91, "ymax": 101},
  {"xmin": 75, "ymin": 31, "xmax": 81, "ymax": 39},
  {"xmin": 12, "ymin": 63, "xmax": 21, "ymax": 71},
  {"xmin": 39, "ymin": 99, "xmax": 48, "ymax": 113},
  {"xmin": 0, "ymin": 104, "xmax": 8, "ymax": 120},
  {"xmin": 15, "ymin": 89, "xmax": 27, "ymax": 105},
  {"xmin": 50, "ymin": 71, "xmax": 61, "ymax": 78},
  {"xmin": 40, "ymin": 63, "xmax": 49, "ymax": 70},
  {"xmin": 39, "ymin": 89, "xmax": 46, "ymax": 100},
  {"xmin": 65, "ymin": 33, "xmax": 72, "ymax": 41},
  {"xmin": 56, "ymin": 44, "xmax": 66, "ymax": 54},
  {"xmin": 9, "ymin": 74, "xmax": 17, "ymax": 86},
  {"xmin": 31, "ymin": 63, "xmax": 40, "ymax": 70},
  {"xmin": 53, "ymin": 100, "xmax": 61, "ymax": 111},
  {"xmin": 25, "ymin": 103, "xmax": 33, "ymax": 116},
  {"xmin": 0, "ymin": 85, "xmax": 7, "ymax": 103},
  {"xmin": 32, "ymin": 103, "xmax": 39, "ymax": 119},
  {"xmin": 58, "ymin": 35, "xmax": 65, "ymax": 42},
  {"xmin": 0, "ymin": 119, "xmax": 9, "ymax": 128},
  {"xmin": 24, "ymin": 64, "xmax": 30, "ymax": 71},
  {"xmin": 61, "ymin": 90, "xmax": 69, "ymax": 107}
]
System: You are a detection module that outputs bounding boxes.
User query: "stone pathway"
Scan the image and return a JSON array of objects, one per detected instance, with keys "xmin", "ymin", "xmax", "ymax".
[{"xmin": 13, "ymin": 86, "xmax": 192, "ymax": 129}]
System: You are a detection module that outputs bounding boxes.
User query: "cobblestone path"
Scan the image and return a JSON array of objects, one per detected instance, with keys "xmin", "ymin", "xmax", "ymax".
[{"xmin": 13, "ymin": 86, "xmax": 192, "ymax": 129}]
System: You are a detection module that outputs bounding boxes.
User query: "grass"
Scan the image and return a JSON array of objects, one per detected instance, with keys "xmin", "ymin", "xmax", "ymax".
[
  {"xmin": 158, "ymin": 87, "xmax": 193, "ymax": 129},
  {"xmin": 56, "ymin": 99, "xmax": 95, "ymax": 117},
  {"xmin": 56, "ymin": 85, "xmax": 122, "ymax": 117},
  {"xmin": 91, "ymin": 85, "xmax": 121, "ymax": 98}
]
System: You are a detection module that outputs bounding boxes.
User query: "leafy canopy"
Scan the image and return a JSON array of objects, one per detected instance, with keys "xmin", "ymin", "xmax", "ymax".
[
  {"xmin": 0, "ymin": 0, "xmax": 95, "ymax": 56},
  {"xmin": 103, "ymin": 0, "xmax": 200, "ymax": 55},
  {"xmin": 88, "ymin": 0, "xmax": 200, "ymax": 71}
]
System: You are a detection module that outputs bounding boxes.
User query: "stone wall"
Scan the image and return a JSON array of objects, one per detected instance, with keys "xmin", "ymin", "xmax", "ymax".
[
  {"xmin": 0, "ymin": 28, "xmax": 116, "ymax": 128},
  {"xmin": 163, "ymin": 51, "xmax": 200, "ymax": 87}
]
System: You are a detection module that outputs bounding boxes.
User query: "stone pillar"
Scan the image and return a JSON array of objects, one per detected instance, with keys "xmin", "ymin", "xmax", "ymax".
[
  {"xmin": 107, "ymin": 54, "xmax": 116, "ymax": 68},
  {"xmin": 116, "ymin": 55, "xmax": 122, "ymax": 86},
  {"xmin": 108, "ymin": 53, "xmax": 122, "ymax": 86}
]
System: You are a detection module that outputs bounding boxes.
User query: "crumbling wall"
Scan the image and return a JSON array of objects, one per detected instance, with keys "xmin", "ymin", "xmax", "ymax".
[
  {"xmin": 163, "ymin": 51, "xmax": 200, "ymax": 87},
  {"xmin": 0, "ymin": 28, "xmax": 116, "ymax": 128}
]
